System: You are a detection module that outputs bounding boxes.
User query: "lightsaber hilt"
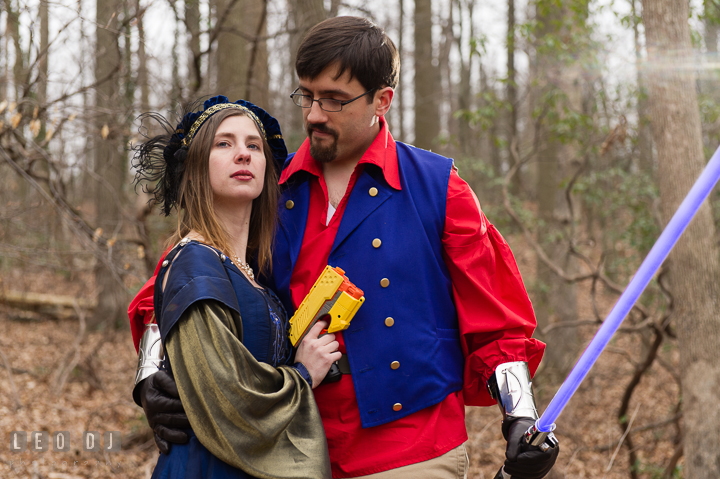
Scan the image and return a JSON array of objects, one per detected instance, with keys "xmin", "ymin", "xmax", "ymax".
[{"xmin": 524, "ymin": 420, "xmax": 558, "ymax": 450}]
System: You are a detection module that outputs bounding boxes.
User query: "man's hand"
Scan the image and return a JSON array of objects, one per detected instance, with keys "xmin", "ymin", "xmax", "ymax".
[
  {"xmin": 139, "ymin": 370, "xmax": 191, "ymax": 454},
  {"xmin": 501, "ymin": 417, "xmax": 559, "ymax": 479},
  {"xmin": 295, "ymin": 320, "xmax": 342, "ymax": 388}
]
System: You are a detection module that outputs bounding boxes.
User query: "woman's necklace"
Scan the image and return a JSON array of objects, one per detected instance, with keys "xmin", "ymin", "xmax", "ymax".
[{"xmin": 232, "ymin": 254, "xmax": 255, "ymax": 280}]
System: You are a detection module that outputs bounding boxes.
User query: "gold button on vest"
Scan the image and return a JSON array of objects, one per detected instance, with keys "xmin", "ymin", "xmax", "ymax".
[
  {"xmin": 393, "ymin": 403, "xmax": 402, "ymax": 412},
  {"xmin": 391, "ymin": 361, "xmax": 400, "ymax": 370},
  {"xmin": 380, "ymin": 278, "xmax": 390, "ymax": 288},
  {"xmin": 385, "ymin": 317, "xmax": 394, "ymax": 327},
  {"xmin": 369, "ymin": 187, "xmax": 378, "ymax": 197},
  {"xmin": 285, "ymin": 200, "xmax": 295, "ymax": 209},
  {"xmin": 372, "ymin": 238, "xmax": 382, "ymax": 248}
]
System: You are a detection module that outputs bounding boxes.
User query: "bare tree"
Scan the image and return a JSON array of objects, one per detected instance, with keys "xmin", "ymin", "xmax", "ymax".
[
  {"xmin": 642, "ymin": 0, "xmax": 720, "ymax": 476},
  {"xmin": 92, "ymin": 0, "xmax": 125, "ymax": 328},
  {"xmin": 414, "ymin": 0, "xmax": 440, "ymax": 149},
  {"xmin": 530, "ymin": 0, "xmax": 589, "ymax": 382}
]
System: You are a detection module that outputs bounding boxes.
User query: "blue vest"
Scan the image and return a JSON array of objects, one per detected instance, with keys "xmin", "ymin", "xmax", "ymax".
[{"xmin": 268, "ymin": 143, "xmax": 465, "ymax": 428}]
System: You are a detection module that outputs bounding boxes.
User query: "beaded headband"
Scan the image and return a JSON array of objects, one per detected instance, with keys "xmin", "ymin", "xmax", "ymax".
[{"xmin": 181, "ymin": 103, "xmax": 267, "ymax": 147}]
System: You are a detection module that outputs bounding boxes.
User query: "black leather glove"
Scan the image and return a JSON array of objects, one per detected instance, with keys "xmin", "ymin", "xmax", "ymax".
[
  {"xmin": 139, "ymin": 371, "xmax": 191, "ymax": 454},
  {"xmin": 501, "ymin": 417, "xmax": 559, "ymax": 479}
]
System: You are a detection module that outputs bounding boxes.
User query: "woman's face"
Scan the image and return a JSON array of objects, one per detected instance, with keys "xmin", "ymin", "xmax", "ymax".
[{"xmin": 208, "ymin": 115, "xmax": 267, "ymax": 208}]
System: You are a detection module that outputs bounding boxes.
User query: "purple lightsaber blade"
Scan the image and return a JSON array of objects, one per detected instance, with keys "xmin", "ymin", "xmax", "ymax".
[{"xmin": 536, "ymin": 144, "xmax": 720, "ymax": 433}]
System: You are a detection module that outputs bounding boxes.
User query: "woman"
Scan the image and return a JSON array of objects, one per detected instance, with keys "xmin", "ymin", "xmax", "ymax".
[{"xmin": 132, "ymin": 96, "xmax": 338, "ymax": 479}]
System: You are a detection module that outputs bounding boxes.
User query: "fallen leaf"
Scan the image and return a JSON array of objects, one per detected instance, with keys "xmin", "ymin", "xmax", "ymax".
[
  {"xmin": 68, "ymin": 113, "xmax": 77, "ymax": 122},
  {"xmin": 33, "ymin": 106, "xmax": 39, "ymax": 119},
  {"xmin": 137, "ymin": 245, "xmax": 145, "ymax": 259},
  {"xmin": 107, "ymin": 237, "xmax": 117, "ymax": 247},
  {"xmin": 101, "ymin": 124, "xmax": 110, "ymax": 139},
  {"xmin": 0, "ymin": 100, "xmax": 7, "ymax": 114},
  {"xmin": 124, "ymin": 263, "xmax": 130, "ymax": 270},
  {"xmin": 30, "ymin": 119, "xmax": 41, "ymax": 137},
  {"xmin": 93, "ymin": 227, "xmax": 103, "ymax": 242},
  {"xmin": 10, "ymin": 112, "xmax": 22, "ymax": 129},
  {"xmin": 45, "ymin": 128, "xmax": 55, "ymax": 141},
  {"xmin": 9, "ymin": 101, "xmax": 16, "ymax": 112}
]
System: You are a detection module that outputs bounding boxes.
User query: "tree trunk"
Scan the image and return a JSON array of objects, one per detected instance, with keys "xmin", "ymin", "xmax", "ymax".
[
  {"xmin": 397, "ymin": 0, "xmax": 406, "ymax": 142},
  {"xmin": 642, "ymin": 0, "xmax": 720, "ymax": 475},
  {"xmin": 634, "ymin": 7, "xmax": 654, "ymax": 174},
  {"xmin": 414, "ymin": 0, "xmax": 440, "ymax": 149},
  {"xmin": 285, "ymin": 0, "xmax": 325, "ymax": 151},
  {"xmin": 38, "ymin": 0, "xmax": 49, "ymax": 107},
  {"xmin": 136, "ymin": 0, "xmax": 150, "ymax": 112},
  {"xmin": 186, "ymin": 0, "xmax": 203, "ymax": 95},
  {"xmin": 4, "ymin": 0, "xmax": 25, "ymax": 99},
  {"xmin": 531, "ymin": 0, "xmax": 584, "ymax": 384},
  {"xmin": 215, "ymin": 0, "xmax": 268, "ymax": 106},
  {"xmin": 92, "ymin": 0, "xmax": 125, "ymax": 329}
]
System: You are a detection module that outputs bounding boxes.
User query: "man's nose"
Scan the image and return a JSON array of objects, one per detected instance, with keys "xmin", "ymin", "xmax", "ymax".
[{"xmin": 306, "ymin": 99, "xmax": 328, "ymax": 125}]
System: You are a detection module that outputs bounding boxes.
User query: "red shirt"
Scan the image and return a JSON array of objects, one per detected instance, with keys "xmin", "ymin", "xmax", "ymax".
[{"xmin": 279, "ymin": 119, "xmax": 544, "ymax": 477}]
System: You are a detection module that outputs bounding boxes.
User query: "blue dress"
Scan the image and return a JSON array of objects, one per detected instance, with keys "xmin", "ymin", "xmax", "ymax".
[{"xmin": 150, "ymin": 240, "xmax": 328, "ymax": 479}]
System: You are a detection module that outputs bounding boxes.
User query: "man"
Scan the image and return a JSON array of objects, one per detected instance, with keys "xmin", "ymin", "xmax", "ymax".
[{"xmin": 131, "ymin": 16, "xmax": 559, "ymax": 479}]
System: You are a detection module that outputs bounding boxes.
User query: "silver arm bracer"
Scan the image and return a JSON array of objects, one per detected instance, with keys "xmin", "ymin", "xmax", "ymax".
[
  {"xmin": 487, "ymin": 361, "xmax": 558, "ymax": 470},
  {"xmin": 132, "ymin": 323, "xmax": 164, "ymax": 406},
  {"xmin": 487, "ymin": 361, "xmax": 539, "ymax": 420}
]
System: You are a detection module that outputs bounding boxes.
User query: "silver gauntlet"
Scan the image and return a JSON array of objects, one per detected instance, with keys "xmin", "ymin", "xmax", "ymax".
[
  {"xmin": 488, "ymin": 361, "xmax": 558, "ymax": 462},
  {"xmin": 132, "ymin": 323, "xmax": 164, "ymax": 406},
  {"xmin": 487, "ymin": 361, "xmax": 539, "ymax": 420}
]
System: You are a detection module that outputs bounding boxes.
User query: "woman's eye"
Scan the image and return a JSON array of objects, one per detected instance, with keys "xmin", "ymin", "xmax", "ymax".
[
  {"xmin": 248, "ymin": 143, "xmax": 261, "ymax": 150},
  {"xmin": 216, "ymin": 140, "xmax": 230, "ymax": 148}
]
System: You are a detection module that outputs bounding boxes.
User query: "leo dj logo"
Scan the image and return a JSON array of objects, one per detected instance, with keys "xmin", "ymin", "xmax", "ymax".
[{"xmin": 9, "ymin": 432, "xmax": 121, "ymax": 452}]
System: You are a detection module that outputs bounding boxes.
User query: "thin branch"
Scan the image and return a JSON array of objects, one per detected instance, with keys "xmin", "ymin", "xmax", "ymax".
[
  {"xmin": 605, "ymin": 402, "xmax": 641, "ymax": 475},
  {"xmin": 0, "ymin": 342, "xmax": 23, "ymax": 410}
]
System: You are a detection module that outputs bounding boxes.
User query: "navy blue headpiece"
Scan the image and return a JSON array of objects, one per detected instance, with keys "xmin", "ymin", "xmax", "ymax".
[{"xmin": 132, "ymin": 96, "xmax": 287, "ymax": 216}]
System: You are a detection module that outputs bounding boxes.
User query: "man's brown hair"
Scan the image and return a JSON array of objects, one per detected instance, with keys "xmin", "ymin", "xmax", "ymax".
[
  {"xmin": 169, "ymin": 108, "xmax": 279, "ymax": 275},
  {"xmin": 296, "ymin": 16, "xmax": 399, "ymax": 94}
]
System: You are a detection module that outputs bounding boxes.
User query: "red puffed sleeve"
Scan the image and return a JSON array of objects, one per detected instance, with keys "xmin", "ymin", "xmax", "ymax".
[
  {"xmin": 128, "ymin": 250, "xmax": 169, "ymax": 352},
  {"xmin": 442, "ymin": 169, "xmax": 545, "ymax": 407}
]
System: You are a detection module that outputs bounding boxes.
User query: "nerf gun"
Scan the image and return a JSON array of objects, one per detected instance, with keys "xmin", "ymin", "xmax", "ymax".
[
  {"xmin": 289, "ymin": 265, "xmax": 365, "ymax": 346},
  {"xmin": 289, "ymin": 266, "xmax": 365, "ymax": 384}
]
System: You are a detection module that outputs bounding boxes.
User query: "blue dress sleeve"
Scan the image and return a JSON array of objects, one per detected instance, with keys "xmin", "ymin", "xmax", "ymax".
[{"xmin": 155, "ymin": 242, "xmax": 241, "ymax": 343}]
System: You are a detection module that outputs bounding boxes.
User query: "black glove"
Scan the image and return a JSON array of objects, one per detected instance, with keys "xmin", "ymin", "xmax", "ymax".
[
  {"xmin": 139, "ymin": 371, "xmax": 191, "ymax": 454},
  {"xmin": 501, "ymin": 416, "xmax": 559, "ymax": 479}
]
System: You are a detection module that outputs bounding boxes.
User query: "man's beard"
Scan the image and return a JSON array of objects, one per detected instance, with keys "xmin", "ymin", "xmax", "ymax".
[{"xmin": 307, "ymin": 123, "xmax": 339, "ymax": 163}]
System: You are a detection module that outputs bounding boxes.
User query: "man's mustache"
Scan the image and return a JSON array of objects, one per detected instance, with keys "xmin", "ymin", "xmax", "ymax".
[{"xmin": 307, "ymin": 123, "xmax": 338, "ymax": 139}]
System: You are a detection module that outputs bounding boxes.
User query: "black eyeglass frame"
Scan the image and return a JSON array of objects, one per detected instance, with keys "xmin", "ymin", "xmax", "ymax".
[{"xmin": 290, "ymin": 87, "xmax": 377, "ymax": 112}]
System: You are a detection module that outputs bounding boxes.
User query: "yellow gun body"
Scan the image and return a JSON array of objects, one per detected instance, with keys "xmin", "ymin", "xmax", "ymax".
[{"xmin": 289, "ymin": 266, "xmax": 365, "ymax": 347}]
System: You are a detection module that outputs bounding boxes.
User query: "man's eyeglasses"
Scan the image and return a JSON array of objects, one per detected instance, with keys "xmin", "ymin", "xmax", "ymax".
[{"xmin": 290, "ymin": 87, "xmax": 377, "ymax": 112}]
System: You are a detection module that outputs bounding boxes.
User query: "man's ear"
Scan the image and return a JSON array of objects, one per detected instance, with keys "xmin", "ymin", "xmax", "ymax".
[{"xmin": 374, "ymin": 87, "xmax": 394, "ymax": 117}]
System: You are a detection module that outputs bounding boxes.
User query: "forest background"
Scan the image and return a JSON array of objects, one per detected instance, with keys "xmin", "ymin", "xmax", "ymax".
[{"xmin": 1, "ymin": 0, "xmax": 720, "ymax": 476}]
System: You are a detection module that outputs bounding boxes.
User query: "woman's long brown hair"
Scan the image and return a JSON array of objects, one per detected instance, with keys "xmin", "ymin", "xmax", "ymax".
[{"xmin": 168, "ymin": 108, "xmax": 279, "ymax": 275}]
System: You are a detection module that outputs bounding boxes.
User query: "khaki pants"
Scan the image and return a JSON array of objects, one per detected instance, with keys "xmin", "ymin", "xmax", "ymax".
[{"xmin": 355, "ymin": 443, "xmax": 469, "ymax": 479}]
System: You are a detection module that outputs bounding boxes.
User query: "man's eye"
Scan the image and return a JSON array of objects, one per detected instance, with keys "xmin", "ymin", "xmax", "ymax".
[{"xmin": 322, "ymin": 98, "xmax": 342, "ymax": 107}]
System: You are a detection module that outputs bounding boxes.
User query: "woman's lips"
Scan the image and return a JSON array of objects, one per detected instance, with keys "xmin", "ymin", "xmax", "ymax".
[{"xmin": 231, "ymin": 170, "xmax": 254, "ymax": 180}]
